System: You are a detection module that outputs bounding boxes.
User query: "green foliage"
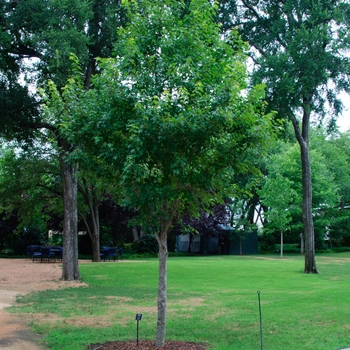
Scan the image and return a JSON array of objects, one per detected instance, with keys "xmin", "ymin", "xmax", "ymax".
[
  {"xmin": 260, "ymin": 138, "xmax": 339, "ymax": 241},
  {"xmin": 0, "ymin": 143, "xmax": 62, "ymax": 235},
  {"xmin": 58, "ymin": 0, "xmax": 275, "ymax": 231},
  {"xmin": 133, "ymin": 234, "xmax": 159, "ymax": 255},
  {"xmin": 235, "ymin": 0, "xmax": 350, "ymax": 123},
  {"xmin": 14, "ymin": 225, "xmax": 47, "ymax": 254}
]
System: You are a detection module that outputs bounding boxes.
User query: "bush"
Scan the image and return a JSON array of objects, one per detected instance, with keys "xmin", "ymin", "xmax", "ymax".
[
  {"xmin": 133, "ymin": 234, "xmax": 158, "ymax": 255},
  {"xmin": 14, "ymin": 225, "xmax": 47, "ymax": 254},
  {"xmin": 0, "ymin": 248, "xmax": 14, "ymax": 255}
]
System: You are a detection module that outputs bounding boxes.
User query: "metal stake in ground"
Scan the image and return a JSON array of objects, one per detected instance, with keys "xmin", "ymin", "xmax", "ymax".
[
  {"xmin": 135, "ymin": 314, "xmax": 142, "ymax": 346},
  {"xmin": 257, "ymin": 291, "xmax": 263, "ymax": 350}
]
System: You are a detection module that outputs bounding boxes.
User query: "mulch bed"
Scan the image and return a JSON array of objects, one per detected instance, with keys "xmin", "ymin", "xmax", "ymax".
[{"xmin": 86, "ymin": 340, "xmax": 208, "ymax": 350}]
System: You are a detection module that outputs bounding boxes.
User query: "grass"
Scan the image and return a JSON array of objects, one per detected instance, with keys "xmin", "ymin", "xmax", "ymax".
[{"xmin": 9, "ymin": 253, "xmax": 350, "ymax": 350}]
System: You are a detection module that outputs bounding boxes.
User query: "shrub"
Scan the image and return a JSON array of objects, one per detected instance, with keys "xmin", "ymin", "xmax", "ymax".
[
  {"xmin": 134, "ymin": 234, "xmax": 158, "ymax": 255},
  {"xmin": 14, "ymin": 225, "xmax": 47, "ymax": 254}
]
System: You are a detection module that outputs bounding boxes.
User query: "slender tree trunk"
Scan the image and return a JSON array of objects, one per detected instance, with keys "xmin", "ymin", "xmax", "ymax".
[
  {"xmin": 132, "ymin": 226, "xmax": 139, "ymax": 241},
  {"xmin": 91, "ymin": 195, "xmax": 100, "ymax": 261},
  {"xmin": 154, "ymin": 201, "xmax": 179, "ymax": 347},
  {"xmin": 187, "ymin": 233, "xmax": 194, "ymax": 253},
  {"xmin": 299, "ymin": 132, "xmax": 318, "ymax": 273},
  {"xmin": 291, "ymin": 102, "xmax": 319, "ymax": 274},
  {"xmin": 155, "ymin": 228, "xmax": 168, "ymax": 347},
  {"xmin": 59, "ymin": 150, "xmax": 80, "ymax": 280},
  {"xmin": 280, "ymin": 229, "xmax": 283, "ymax": 258},
  {"xmin": 239, "ymin": 234, "xmax": 243, "ymax": 255},
  {"xmin": 300, "ymin": 232, "xmax": 305, "ymax": 254},
  {"xmin": 78, "ymin": 181, "xmax": 101, "ymax": 262}
]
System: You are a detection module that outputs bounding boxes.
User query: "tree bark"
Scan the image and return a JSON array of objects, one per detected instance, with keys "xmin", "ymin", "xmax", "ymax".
[
  {"xmin": 300, "ymin": 139, "xmax": 318, "ymax": 273},
  {"xmin": 154, "ymin": 201, "xmax": 178, "ymax": 347},
  {"xmin": 291, "ymin": 102, "xmax": 319, "ymax": 274},
  {"xmin": 59, "ymin": 141, "xmax": 80, "ymax": 280},
  {"xmin": 155, "ymin": 229, "xmax": 168, "ymax": 347}
]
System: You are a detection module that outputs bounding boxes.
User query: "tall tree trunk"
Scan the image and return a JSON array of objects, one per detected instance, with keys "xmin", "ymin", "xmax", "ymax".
[
  {"xmin": 291, "ymin": 102, "xmax": 319, "ymax": 274},
  {"xmin": 300, "ymin": 140, "xmax": 318, "ymax": 273},
  {"xmin": 59, "ymin": 149, "xmax": 80, "ymax": 280}
]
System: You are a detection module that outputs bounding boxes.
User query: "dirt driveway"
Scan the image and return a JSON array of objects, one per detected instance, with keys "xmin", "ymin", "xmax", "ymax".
[{"xmin": 0, "ymin": 259, "xmax": 86, "ymax": 350}]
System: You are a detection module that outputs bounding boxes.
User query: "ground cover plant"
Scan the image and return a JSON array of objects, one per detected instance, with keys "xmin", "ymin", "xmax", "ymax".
[{"xmin": 10, "ymin": 254, "xmax": 350, "ymax": 349}]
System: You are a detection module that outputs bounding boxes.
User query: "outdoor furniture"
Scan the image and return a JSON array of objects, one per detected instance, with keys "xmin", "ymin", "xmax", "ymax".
[
  {"xmin": 50, "ymin": 246, "xmax": 63, "ymax": 261},
  {"xmin": 107, "ymin": 247, "xmax": 117, "ymax": 261},
  {"xmin": 31, "ymin": 246, "xmax": 43, "ymax": 262},
  {"xmin": 31, "ymin": 246, "xmax": 56, "ymax": 262},
  {"xmin": 100, "ymin": 246, "xmax": 118, "ymax": 261},
  {"xmin": 27, "ymin": 245, "xmax": 40, "ymax": 260}
]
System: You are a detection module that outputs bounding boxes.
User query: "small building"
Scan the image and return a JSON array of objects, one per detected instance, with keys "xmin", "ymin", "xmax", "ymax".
[{"xmin": 176, "ymin": 231, "xmax": 259, "ymax": 255}]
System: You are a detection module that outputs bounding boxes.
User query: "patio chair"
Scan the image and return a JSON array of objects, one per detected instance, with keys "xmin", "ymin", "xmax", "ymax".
[
  {"xmin": 100, "ymin": 246, "xmax": 109, "ymax": 261},
  {"xmin": 107, "ymin": 247, "xmax": 117, "ymax": 261},
  {"xmin": 100, "ymin": 247, "xmax": 118, "ymax": 261},
  {"xmin": 38, "ymin": 247, "xmax": 55, "ymax": 263},
  {"xmin": 31, "ymin": 246, "xmax": 43, "ymax": 262},
  {"xmin": 51, "ymin": 246, "xmax": 63, "ymax": 261}
]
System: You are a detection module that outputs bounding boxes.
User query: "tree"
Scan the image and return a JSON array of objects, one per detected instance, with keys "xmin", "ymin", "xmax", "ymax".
[
  {"xmin": 57, "ymin": 0, "xmax": 274, "ymax": 345},
  {"xmin": 0, "ymin": 0, "xmax": 127, "ymax": 279},
  {"xmin": 311, "ymin": 129, "xmax": 350, "ymax": 246},
  {"xmin": 0, "ymin": 143, "xmax": 61, "ymax": 229},
  {"xmin": 220, "ymin": 0, "xmax": 350, "ymax": 273},
  {"xmin": 0, "ymin": 140, "xmax": 112, "ymax": 261},
  {"xmin": 260, "ymin": 138, "xmax": 339, "ymax": 253},
  {"xmin": 258, "ymin": 146, "xmax": 297, "ymax": 257}
]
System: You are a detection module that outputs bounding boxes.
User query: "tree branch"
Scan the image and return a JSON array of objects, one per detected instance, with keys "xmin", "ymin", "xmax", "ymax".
[{"xmin": 9, "ymin": 44, "xmax": 43, "ymax": 59}]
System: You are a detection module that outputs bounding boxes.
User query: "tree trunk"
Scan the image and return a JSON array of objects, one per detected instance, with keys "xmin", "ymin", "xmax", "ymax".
[
  {"xmin": 239, "ymin": 234, "xmax": 243, "ymax": 255},
  {"xmin": 300, "ymin": 133, "xmax": 318, "ymax": 273},
  {"xmin": 187, "ymin": 233, "xmax": 194, "ymax": 253},
  {"xmin": 300, "ymin": 232, "xmax": 305, "ymax": 254},
  {"xmin": 280, "ymin": 229, "xmax": 283, "ymax": 258},
  {"xmin": 291, "ymin": 103, "xmax": 319, "ymax": 274},
  {"xmin": 155, "ymin": 229, "xmax": 168, "ymax": 347},
  {"xmin": 132, "ymin": 226, "xmax": 139, "ymax": 241},
  {"xmin": 79, "ymin": 181, "xmax": 101, "ymax": 262},
  {"xmin": 91, "ymin": 195, "xmax": 100, "ymax": 262},
  {"xmin": 59, "ymin": 151, "xmax": 80, "ymax": 280}
]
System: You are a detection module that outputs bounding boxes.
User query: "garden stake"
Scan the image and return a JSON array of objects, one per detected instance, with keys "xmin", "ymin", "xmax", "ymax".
[{"xmin": 257, "ymin": 291, "xmax": 263, "ymax": 350}]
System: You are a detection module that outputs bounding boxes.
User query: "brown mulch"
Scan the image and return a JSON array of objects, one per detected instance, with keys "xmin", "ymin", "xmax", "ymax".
[{"xmin": 86, "ymin": 340, "xmax": 208, "ymax": 350}]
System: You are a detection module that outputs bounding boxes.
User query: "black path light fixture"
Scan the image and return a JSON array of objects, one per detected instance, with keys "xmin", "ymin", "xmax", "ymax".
[{"xmin": 135, "ymin": 313, "xmax": 143, "ymax": 346}]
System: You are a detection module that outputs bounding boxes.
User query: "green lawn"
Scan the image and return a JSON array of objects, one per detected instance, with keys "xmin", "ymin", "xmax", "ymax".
[{"xmin": 10, "ymin": 253, "xmax": 350, "ymax": 349}]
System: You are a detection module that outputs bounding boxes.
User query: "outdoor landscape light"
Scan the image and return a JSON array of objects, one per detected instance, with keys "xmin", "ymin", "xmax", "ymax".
[{"xmin": 135, "ymin": 313, "xmax": 143, "ymax": 346}]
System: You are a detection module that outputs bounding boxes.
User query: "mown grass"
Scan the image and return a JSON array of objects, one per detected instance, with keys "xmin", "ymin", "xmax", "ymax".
[{"xmin": 9, "ymin": 253, "xmax": 350, "ymax": 350}]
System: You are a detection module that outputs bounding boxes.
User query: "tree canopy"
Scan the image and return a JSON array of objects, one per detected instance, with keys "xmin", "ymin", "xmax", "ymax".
[
  {"xmin": 45, "ymin": 0, "xmax": 275, "ymax": 345},
  {"xmin": 218, "ymin": 0, "xmax": 350, "ymax": 273}
]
